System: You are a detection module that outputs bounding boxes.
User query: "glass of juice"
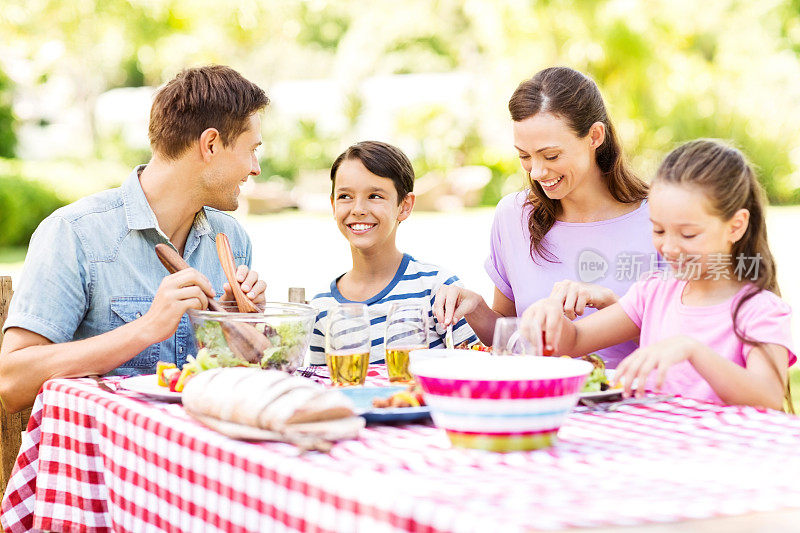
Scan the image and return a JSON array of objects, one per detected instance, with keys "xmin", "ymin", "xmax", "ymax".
[
  {"xmin": 492, "ymin": 317, "xmax": 542, "ymax": 356},
  {"xmin": 385, "ymin": 303, "xmax": 428, "ymax": 381},
  {"xmin": 325, "ymin": 303, "xmax": 371, "ymax": 386}
]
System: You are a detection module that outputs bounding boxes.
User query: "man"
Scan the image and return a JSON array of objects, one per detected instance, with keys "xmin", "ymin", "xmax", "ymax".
[{"xmin": 0, "ymin": 65, "xmax": 269, "ymax": 412}]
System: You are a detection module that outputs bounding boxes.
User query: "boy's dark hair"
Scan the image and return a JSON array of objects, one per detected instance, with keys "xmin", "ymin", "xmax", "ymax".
[
  {"xmin": 149, "ymin": 65, "xmax": 269, "ymax": 159},
  {"xmin": 330, "ymin": 141, "xmax": 415, "ymax": 203}
]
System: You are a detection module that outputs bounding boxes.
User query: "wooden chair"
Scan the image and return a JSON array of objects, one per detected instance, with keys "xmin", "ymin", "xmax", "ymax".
[{"xmin": 1, "ymin": 276, "xmax": 32, "ymax": 498}]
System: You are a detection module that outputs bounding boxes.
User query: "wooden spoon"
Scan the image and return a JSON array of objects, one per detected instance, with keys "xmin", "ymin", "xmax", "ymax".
[
  {"xmin": 216, "ymin": 232, "xmax": 258, "ymax": 313},
  {"xmin": 154, "ymin": 243, "xmax": 271, "ymax": 364}
]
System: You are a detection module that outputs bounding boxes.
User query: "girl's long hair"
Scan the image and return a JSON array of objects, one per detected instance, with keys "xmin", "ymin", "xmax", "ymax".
[
  {"xmin": 508, "ymin": 67, "xmax": 648, "ymax": 263},
  {"xmin": 655, "ymin": 139, "xmax": 791, "ymax": 411}
]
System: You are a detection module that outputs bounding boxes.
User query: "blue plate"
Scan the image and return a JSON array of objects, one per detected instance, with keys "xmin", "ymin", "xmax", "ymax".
[{"xmin": 339, "ymin": 386, "xmax": 431, "ymax": 424}]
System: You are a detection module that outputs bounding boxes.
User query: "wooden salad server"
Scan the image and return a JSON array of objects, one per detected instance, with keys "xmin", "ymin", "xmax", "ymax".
[
  {"xmin": 216, "ymin": 232, "xmax": 259, "ymax": 313},
  {"xmin": 154, "ymin": 243, "xmax": 270, "ymax": 364}
]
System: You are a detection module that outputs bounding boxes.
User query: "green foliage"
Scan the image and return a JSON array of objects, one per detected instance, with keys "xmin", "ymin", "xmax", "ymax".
[
  {"xmin": 0, "ymin": 174, "xmax": 66, "ymax": 247},
  {"xmin": 259, "ymin": 120, "xmax": 339, "ymax": 183},
  {"xmin": 0, "ymin": 68, "xmax": 17, "ymax": 159}
]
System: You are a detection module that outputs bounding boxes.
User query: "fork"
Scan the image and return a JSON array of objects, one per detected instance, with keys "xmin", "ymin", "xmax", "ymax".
[
  {"xmin": 295, "ymin": 366, "xmax": 318, "ymax": 378},
  {"xmin": 88, "ymin": 374, "xmax": 118, "ymax": 394},
  {"xmin": 579, "ymin": 394, "xmax": 674, "ymax": 412}
]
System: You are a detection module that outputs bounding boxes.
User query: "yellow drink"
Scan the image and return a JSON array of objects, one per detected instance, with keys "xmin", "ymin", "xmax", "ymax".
[
  {"xmin": 326, "ymin": 352, "xmax": 369, "ymax": 386},
  {"xmin": 385, "ymin": 346, "xmax": 424, "ymax": 382}
]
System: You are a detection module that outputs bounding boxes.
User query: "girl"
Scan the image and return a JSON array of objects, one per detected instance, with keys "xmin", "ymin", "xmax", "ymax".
[
  {"xmin": 434, "ymin": 67, "xmax": 653, "ymax": 368},
  {"xmin": 521, "ymin": 139, "xmax": 795, "ymax": 409}
]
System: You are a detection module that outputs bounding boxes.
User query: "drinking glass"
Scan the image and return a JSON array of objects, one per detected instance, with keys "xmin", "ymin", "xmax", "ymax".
[
  {"xmin": 492, "ymin": 317, "xmax": 542, "ymax": 356},
  {"xmin": 325, "ymin": 303, "xmax": 371, "ymax": 385},
  {"xmin": 385, "ymin": 303, "xmax": 428, "ymax": 381}
]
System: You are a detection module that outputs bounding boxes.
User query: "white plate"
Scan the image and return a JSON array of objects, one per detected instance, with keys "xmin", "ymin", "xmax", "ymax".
[{"xmin": 118, "ymin": 374, "xmax": 182, "ymax": 402}]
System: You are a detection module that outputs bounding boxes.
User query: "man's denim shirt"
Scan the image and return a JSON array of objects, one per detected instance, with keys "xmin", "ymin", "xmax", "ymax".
[{"xmin": 3, "ymin": 166, "xmax": 252, "ymax": 375}]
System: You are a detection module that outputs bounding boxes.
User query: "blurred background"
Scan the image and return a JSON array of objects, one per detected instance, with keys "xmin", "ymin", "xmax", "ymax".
[{"xmin": 1, "ymin": 0, "xmax": 799, "ymax": 318}]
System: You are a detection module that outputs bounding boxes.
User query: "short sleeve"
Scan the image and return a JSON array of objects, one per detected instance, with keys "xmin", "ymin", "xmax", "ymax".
[
  {"xmin": 740, "ymin": 295, "xmax": 796, "ymax": 366},
  {"xmin": 484, "ymin": 200, "xmax": 513, "ymax": 300},
  {"xmin": 617, "ymin": 277, "xmax": 651, "ymax": 329},
  {"xmin": 3, "ymin": 216, "xmax": 89, "ymax": 343}
]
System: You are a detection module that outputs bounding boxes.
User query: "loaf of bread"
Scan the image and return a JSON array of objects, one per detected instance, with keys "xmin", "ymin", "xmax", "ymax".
[{"xmin": 182, "ymin": 368, "xmax": 363, "ymax": 448}]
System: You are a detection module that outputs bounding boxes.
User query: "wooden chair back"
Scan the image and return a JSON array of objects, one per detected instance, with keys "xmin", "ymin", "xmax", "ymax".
[{"xmin": 1, "ymin": 276, "xmax": 32, "ymax": 498}]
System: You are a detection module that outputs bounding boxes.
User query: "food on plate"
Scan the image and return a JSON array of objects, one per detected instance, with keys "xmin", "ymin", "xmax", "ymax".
[
  {"xmin": 182, "ymin": 367, "xmax": 364, "ymax": 448},
  {"xmin": 156, "ymin": 364, "xmax": 197, "ymax": 393},
  {"xmin": 454, "ymin": 341, "xmax": 491, "ymax": 352},
  {"xmin": 577, "ymin": 354, "xmax": 621, "ymax": 393},
  {"xmin": 157, "ymin": 362, "xmax": 177, "ymax": 386},
  {"xmin": 371, "ymin": 382, "xmax": 426, "ymax": 408}
]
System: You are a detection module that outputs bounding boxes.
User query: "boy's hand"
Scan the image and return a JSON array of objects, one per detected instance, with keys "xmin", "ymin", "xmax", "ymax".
[
  {"xmin": 142, "ymin": 269, "xmax": 215, "ymax": 343},
  {"xmin": 520, "ymin": 298, "xmax": 571, "ymax": 355},
  {"xmin": 549, "ymin": 280, "xmax": 616, "ymax": 320},
  {"xmin": 613, "ymin": 336, "xmax": 700, "ymax": 398},
  {"xmin": 221, "ymin": 265, "xmax": 267, "ymax": 305},
  {"xmin": 433, "ymin": 285, "xmax": 485, "ymax": 327}
]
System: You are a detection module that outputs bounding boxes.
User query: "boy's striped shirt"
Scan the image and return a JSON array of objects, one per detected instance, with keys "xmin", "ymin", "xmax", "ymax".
[{"xmin": 308, "ymin": 254, "xmax": 478, "ymax": 364}]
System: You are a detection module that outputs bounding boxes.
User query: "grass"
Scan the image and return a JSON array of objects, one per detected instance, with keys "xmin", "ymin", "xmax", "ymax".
[{"xmin": 790, "ymin": 367, "xmax": 800, "ymax": 413}]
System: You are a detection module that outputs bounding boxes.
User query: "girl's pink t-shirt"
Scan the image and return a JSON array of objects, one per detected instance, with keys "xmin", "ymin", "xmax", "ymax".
[
  {"xmin": 485, "ymin": 191, "xmax": 657, "ymax": 368},
  {"xmin": 618, "ymin": 274, "xmax": 796, "ymax": 403}
]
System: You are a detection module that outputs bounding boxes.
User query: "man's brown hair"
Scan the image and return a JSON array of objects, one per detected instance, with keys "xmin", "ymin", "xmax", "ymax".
[{"xmin": 148, "ymin": 65, "xmax": 269, "ymax": 159}]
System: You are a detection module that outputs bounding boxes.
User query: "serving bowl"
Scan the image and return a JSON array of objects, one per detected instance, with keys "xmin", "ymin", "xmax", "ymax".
[
  {"xmin": 187, "ymin": 302, "xmax": 316, "ymax": 373},
  {"xmin": 410, "ymin": 354, "xmax": 592, "ymax": 452}
]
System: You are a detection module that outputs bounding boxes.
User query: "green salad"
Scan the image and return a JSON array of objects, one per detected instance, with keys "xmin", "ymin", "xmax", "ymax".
[
  {"xmin": 188, "ymin": 318, "xmax": 309, "ymax": 373},
  {"xmin": 580, "ymin": 354, "xmax": 610, "ymax": 392}
]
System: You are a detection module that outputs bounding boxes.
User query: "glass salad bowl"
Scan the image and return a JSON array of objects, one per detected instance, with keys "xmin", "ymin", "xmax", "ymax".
[{"xmin": 187, "ymin": 302, "xmax": 316, "ymax": 374}]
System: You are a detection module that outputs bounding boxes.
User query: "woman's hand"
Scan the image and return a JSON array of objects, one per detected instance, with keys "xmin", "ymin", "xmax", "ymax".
[
  {"xmin": 221, "ymin": 265, "xmax": 267, "ymax": 305},
  {"xmin": 614, "ymin": 336, "xmax": 702, "ymax": 398},
  {"xmin": 520, "ymin": 298, "xmax": 574, "ymax": 355},
  {"xmin": 433, "ymin": 285, "xmax": 486, "ymax": 327},
  {"xmin": 549, "ymin": 280, "xmax": 617, "ymax": 320}
]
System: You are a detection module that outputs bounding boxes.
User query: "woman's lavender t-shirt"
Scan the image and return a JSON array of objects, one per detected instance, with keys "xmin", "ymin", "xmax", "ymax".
[
  {"xmin": 485, "ymin": 191, "xmax": 656, "ymax": 368},
  {"xmin": 618, "ymin": 274, "xmax": 796, "ymax": 403}
]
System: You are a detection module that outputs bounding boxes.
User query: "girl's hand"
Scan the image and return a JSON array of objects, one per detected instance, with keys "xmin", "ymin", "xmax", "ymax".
[
  {"xmin": 520, "ymin": 298, "xmax": 571, "ymax": 355},
  {"xmin": 433, "ymin": 285, "xmax": 485, "ymax": 327},
  {"xmin": 549, "ymin": 281, "xmax": 617, "ymax": 320},
  {"xmin": 614, "ymin": 336, "xmax": 702, "ymax": 398},
  {"xmin": 221, "ymin": 265, "xmax": 267, "ymax": 305}
]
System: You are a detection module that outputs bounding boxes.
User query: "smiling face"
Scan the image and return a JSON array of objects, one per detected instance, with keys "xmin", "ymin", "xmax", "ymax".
[
  {"xmin": 202, "ymin": 113, "xmax": 262, "ymax": 211},
  {"xmin": 512, "ymin": 113, "xmax": 603, "ymax": 200},
  {"xmin": 649, "ymin": 182, "xmax": 749, "ymax": 279},
  {"xmin": 331, "ymin": 158, "xmax": 413, "ymax": 253}
]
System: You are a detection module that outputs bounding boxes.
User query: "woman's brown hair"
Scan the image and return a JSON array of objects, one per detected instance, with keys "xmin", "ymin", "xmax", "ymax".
[
  {"xmin": 654, "ymin": 139, "xmax": 791, "ymax": 411},
  {"xmin": 508, "ymin": 67, "xmax": 648, "ymax": 262},
  {"xmin": 149, "ymin": 65, "xmax": 269, "ymax": 159}
]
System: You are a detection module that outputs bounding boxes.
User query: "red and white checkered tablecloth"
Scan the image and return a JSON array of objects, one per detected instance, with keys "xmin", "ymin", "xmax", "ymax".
[{"xmin": 3, "ymin": 366, "xmax": 800, "ymax": 533}]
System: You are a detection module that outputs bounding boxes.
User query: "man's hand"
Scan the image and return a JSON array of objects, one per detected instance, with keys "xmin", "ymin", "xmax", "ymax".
[
  {"xmin": 221, "ymin": 265, "xmax": 267, "ymax": 305},
  {"xmin": 141, "ymin": 269, "xmax": 216, "ymax": 343}
]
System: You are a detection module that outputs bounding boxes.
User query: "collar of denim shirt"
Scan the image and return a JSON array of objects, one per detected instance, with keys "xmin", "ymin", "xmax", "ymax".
[{"xmin": 121, "ymin": 165, "xmax": 213, "ymax": 242}]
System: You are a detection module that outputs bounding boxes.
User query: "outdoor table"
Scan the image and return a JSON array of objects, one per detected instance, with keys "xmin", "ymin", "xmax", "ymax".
[{"xmin": 2, "ymin": 365, "xmax": 800, "ymax": 532}]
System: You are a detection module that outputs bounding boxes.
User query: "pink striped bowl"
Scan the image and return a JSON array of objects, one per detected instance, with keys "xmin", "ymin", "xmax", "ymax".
[{"xmin": 410, "ymin": 354, "xmax": 592, "ymax": 452}]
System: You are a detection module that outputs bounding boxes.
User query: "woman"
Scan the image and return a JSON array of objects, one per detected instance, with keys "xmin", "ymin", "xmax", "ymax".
[{"xmin": 433, "ymin": 66, "xmax": 653, "ymax": 367}]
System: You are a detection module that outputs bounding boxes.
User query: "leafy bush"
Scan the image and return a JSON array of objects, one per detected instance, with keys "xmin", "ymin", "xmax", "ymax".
[
  {"xmin": 0, "ymin": 175, "xmax": 66, "ymax": 246},
  {"xmin": 0, "ymin": 68, "xmax": 16, "ymax": 159}
]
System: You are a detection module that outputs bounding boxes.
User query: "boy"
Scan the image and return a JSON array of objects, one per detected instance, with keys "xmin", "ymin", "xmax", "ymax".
[{"xmin": 309, "ymin": 141, "xmax": 477, "ymax": 364}]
